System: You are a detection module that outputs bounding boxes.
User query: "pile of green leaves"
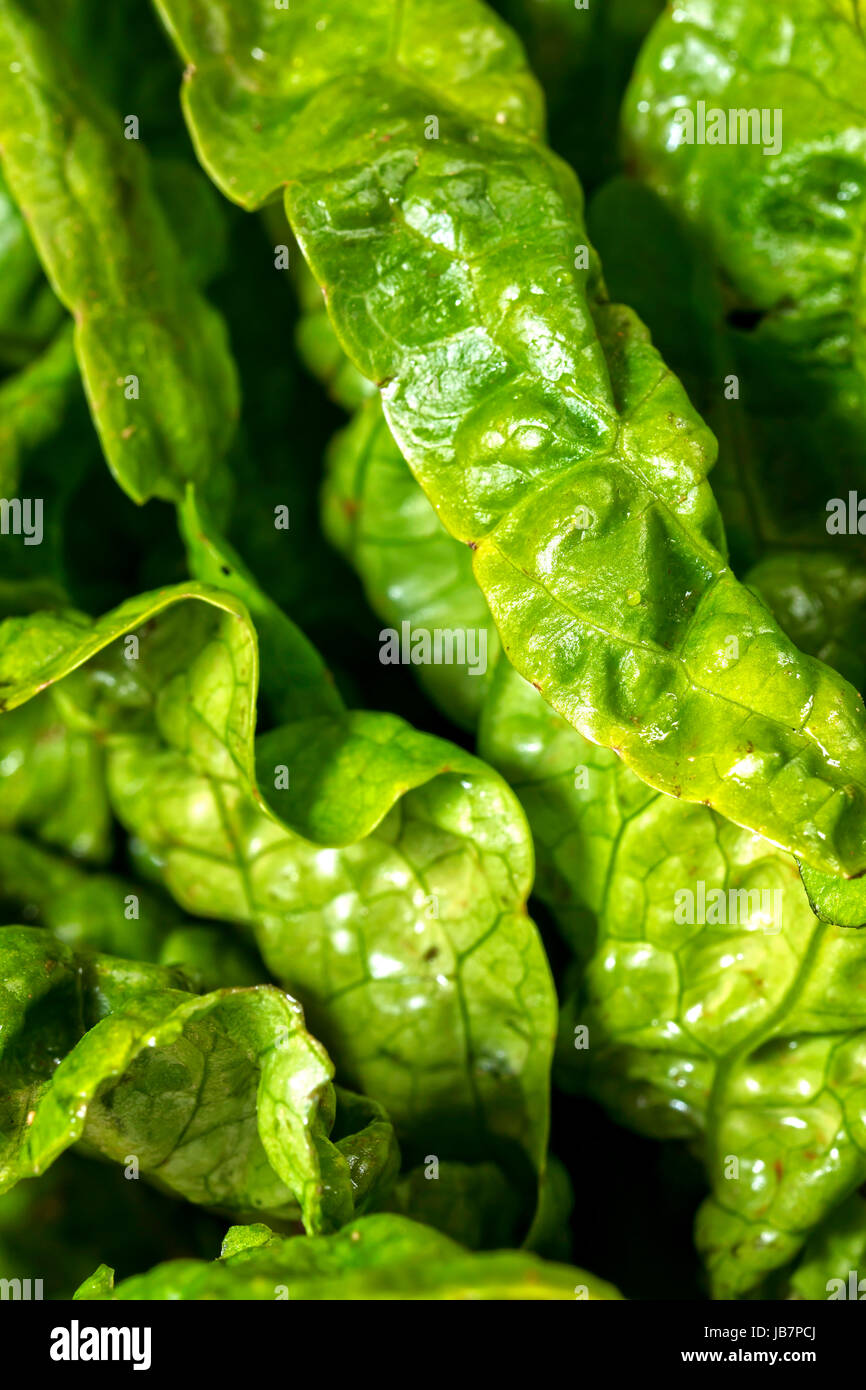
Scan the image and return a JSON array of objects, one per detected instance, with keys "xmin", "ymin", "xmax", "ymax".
[{"xmin": 1, "ymin": 0, "xmax": 865, "ymax": 1302}]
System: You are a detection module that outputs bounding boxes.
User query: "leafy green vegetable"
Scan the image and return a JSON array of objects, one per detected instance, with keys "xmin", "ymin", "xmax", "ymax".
[
  {"xmin": 74, "ymin": 1212, "xmax": 621, "ymax": 1300},
  {"xmin": 0, "ymin": 0, "xmax": 237, "ymax": 504},
  {"xmin": 259, "ymin": 7, "xmax": 866, "ymax": 1292},
  {"xmin": 481, "ymin": 565, "xmax": 866, "ymax": 1298},
  {"xmin": 318, "ymin": 389, "xmax": 866, "ymax": 1289},
  {"xmin": 292, "ymin": 177, "xmax": 866, "ymax": 1297},
  {"xmin": 478, "ymin": 648, "xmax": 866, "ymax": 1298},
  {"xmin": 0, "ymin": 674, "xmax": 111, "ymax": 862},
  {"xmin": 323, "ymin": 395, "xmax": 500, "ymax": 730},
  {"xmin": 4, "ymin": 0, "xmax": 866, "ymax": 1306},
  {"xmin": 616, "ymin": 0, "xmax": 866, "ymax": 921},
  {"xmin": 0, "ymin": 166, "xmax": 63, "ymax": 371},
  {"xmin": 0, "ymin": 926, "xmax": 398, "ymax": 1233},
  {"xmin": 151, "ymin": 0, "xmax": 866, "ymax": 885},
  {"xmin": 0, "ymin": 581, "xmax": 555, "ymax": 1211},
  {"xmin": 623, "ymin": 0, "xmax": 866, "ymax": 569}
]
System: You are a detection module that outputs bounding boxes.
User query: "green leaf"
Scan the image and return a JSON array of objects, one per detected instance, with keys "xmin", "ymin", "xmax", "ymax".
[
  {"xmin": 274, "ymin": 77, "xmax": 866, "ymax": 1286},
  {"xmin": 0, "ymin": 829, "xmax": 267, "ymax": 983},
  {"xmin": 798, "ymin": 864, "xmax": 866, "ymax": 929},
  {"xmin": 0, "ymin": 165, "xmax": 63, "ymax": 370},
  {"xmin": 385, "ymin": 1161, "xmax": 524, "ymax": 1250},
  {"xmin": 0, "ymin": 927, "xmax": 395, "ymax": 1232},
  {"xmin": 785, "ymin": 1194, "xmax": 866, "ymax": 1300},
  {"xmin": 0, "ymin": 671, "xmax": 111, "ymax": 863},
  {"xmin": 0, "ymin": 328, "xmax": 80, "ymax": 500},
  {"xmin": 73, "ymin": 1212, "xmax": 621, "ymax": 1300},
  {"xmin": 476, "ymin": 550, "xmax": 866, "ymax": 1297},
  {"xmin": 0, "ymin": 0, "xmax": 238, "ymax": 504},
  {"xmin": 287, "ymin": 120, "xmax": 866, "ymax": 1280},
  {"xmin": 0, "ymin": 582, "xmax": 555, "ymax": 1203},
  {"xmin": 74, "ymin": 1264, "xmax": 116, "ymax": 1300},
  {"xmin": 619, "ymin": 0, "xmax": 866, "ymax": 569},
  {"xmin": 153, "ymin": 0, "xmax": 866, "ymax": 881},
  {"xmin": 154, "ymin": 0, "xmax": 546, "ymax": 206},
  {"xmin": 744, "ymin": 553, "xmax": 866, "ymax": 697},
  {"xmin": 490, "ymin": 656, "xmax": 866, "ymax": 1297},
  {"xmin": 178, "ymin": 486, "xmax": 344, "ymax": 725},
  {"xmin": 323, "ymin": 398, "xmax": 500, "ymax": 731}
]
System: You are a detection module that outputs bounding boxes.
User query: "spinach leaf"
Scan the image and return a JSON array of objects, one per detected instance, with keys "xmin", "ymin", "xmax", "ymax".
[
  {"xmin": 612, "ymin": 0, "xmax": 866, "ymax": 922},
  {"xmin": 152, "ymin": 0, "xmax": 866, "ymax": 883},
  {"xmin": 0, "ymin": 0, "xmax": 237, "ymax": 504},
  {"xmin": 6, "ymin": 0, "xmax": 865, "ymax": 1304},
  {"xmin": 323, "ymin": 396, "xmax": 500, "ymax": 730},
  {"xmin": 0, "ymin": 926, "xmax": 397, "ymax": 1232},
  {"xmin": 299, "ymin": 291, "xmax": 866, "ymax": 1291},
  {"xmin": 485, "ymin": 578, "xmax": 866, "ymax": 1299},
  {"xmin": 0, "ymin": 673, "xmax": 111, "ymax": 862},
  {"xmin": 0, "ymin": 166, "xmax": 63, "ymax": 371},
  {"xmin": 0, "ymin": 582, "xmax": 555, "ymax": 1209},
  {"xmin": 306, "ymin": 244, "xmax": 866, "ymax": 954},
  {"xmin": 74, "ymin": 1212, "xmax": 621, "ymax": 1300},
  {"xmin": 624, "ymin": 0, "xmax": 866, "ymax": 568},
  {"xmin": 0, "ymin": 830, "xmax": 267, "ymax": 985}
]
